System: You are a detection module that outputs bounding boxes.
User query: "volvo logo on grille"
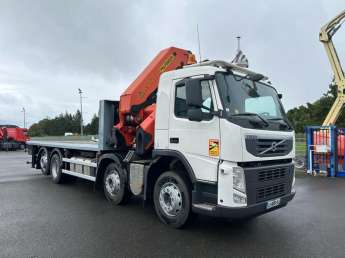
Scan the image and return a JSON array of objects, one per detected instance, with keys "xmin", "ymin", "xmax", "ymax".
[{"xmin": 259, "ymin": 139, "xmax": 287, "ymax": 155}]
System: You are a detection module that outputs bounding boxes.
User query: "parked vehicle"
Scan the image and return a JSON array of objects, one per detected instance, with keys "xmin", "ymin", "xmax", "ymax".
[
  {"xmin": 28, "ymin": 47, "xmax": 295, "ymax": 228},
  {"xmin": 0, "ymin": 125, "xmax": 29, "ymax": 151}
]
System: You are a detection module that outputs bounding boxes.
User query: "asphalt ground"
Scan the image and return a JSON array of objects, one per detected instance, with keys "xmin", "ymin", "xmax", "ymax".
[{"xmin": 1, "ymin": 151, "xmax": 345, "ymax": 258}]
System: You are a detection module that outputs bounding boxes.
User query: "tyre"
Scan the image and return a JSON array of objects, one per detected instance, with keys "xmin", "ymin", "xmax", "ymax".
[
  {"xmin": 103, "ymin": 163, "xmax": 130, "ymax": 205},
  {"xmin": 153, "ymin": 171, "xmax": 196, "ymax": 228},
  {"xmin": 50, "ymin": 153, "xmax": 65, "ymax": 184},
  {"xmin": 39, "ymin": 147, "xmax": 50, "ymax": 175}
]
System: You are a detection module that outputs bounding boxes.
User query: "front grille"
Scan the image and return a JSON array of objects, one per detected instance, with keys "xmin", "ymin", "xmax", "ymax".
[
  {"xmin": 244, "ymin": 163, "xmax": 294, "ymax": 205},
  {"xmin": 245, "ymin": 136, "xmax": 293, "ymax": 157},
  {"xmin": 258, "ymin": 167, "xmax": 287, "ymax": 182},
  {"xmin": 256, "ymin": 183, "xmax": 285, "ymax": 202}
]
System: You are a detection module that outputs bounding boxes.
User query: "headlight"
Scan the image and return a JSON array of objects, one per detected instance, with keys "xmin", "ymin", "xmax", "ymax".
[{"xmin": 233, "ymin": 167, "xmax": 246, "ymax": 193}]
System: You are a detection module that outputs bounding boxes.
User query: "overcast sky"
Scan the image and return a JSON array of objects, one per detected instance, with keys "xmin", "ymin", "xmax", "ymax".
[{"xmin": 0, "ymin": 0, "xmax": 344, "ymax": 127}]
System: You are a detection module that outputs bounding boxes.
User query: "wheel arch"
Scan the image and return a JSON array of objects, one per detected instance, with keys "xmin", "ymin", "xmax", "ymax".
[
  {"xmin": 144, "ymin": 150, "xmax": 196, "ymax": 202},
  {"xmin": 96, "ymin": 153, "xmax": 124, "ymax": 188}
]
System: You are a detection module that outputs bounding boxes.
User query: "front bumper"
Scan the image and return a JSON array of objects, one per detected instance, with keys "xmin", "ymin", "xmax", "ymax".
[{"xmin": 192, "ymin": 190, "xmax": 295, "ymax": 219}]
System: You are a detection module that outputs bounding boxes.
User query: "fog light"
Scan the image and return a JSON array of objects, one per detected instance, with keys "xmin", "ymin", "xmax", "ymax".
[{"xmin": 233, "ymin": 192, "xmax": 247, "ymax": 205}]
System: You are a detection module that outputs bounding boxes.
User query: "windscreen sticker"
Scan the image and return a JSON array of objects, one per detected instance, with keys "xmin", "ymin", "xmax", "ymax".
[{"xmin": 209, "ymin": 139, "xmax": 220, "ymax": 156}]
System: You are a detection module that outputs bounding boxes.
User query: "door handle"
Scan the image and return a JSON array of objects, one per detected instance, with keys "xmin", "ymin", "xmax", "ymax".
[{"xmin": 170, "ymin": 137, "xmax": 179, "ymax": 144}]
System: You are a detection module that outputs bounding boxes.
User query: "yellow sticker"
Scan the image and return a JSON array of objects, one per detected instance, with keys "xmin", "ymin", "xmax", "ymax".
[
  {"xmin": 160, "ymin": 53, "xmax": 176, "ymax": 73},
  {"xmin": 209, "ymin": 139, "xmax": 220, "ymax": 156}
]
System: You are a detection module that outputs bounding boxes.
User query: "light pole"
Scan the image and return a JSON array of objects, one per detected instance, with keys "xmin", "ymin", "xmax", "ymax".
[
  {"xmin": 21, "ymin": 107, "xmax": 26, "ymax": 128},
  {"xmin": 78, "ymin": 88, "xmax": 84, "ymax": 136}
]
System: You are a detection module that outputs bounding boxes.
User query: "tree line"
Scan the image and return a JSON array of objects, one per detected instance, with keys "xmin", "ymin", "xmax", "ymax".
[
  {"xmin": 286, "ymin": 81, "xmax": 345, "ymax": 132},
  {"xmin": 28, "ymin": 110, "xmax": 99, "ymax": 136}
]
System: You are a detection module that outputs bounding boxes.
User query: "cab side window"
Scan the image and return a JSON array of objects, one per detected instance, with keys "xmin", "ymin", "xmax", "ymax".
[
  {"xmin": 175, "ymin": 84, "xmax": 188, "ymax": 117},
  {"xmin": 200, "ymin": 80, "xmax": 214, "ymax": 113},
  {"xmin": 174, "ymin": 80, "xmax": 214, "ymax": 120}
]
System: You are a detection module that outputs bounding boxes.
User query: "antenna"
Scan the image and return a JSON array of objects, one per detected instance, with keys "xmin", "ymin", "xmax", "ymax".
[{"xmin": 197, "ymin": 24, "xmax": 202, "ymax": 62}]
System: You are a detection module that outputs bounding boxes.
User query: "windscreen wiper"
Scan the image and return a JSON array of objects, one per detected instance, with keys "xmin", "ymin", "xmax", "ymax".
[
  {"xmin": 268, "ymin": 117, "xmax": 293, "ymax": 129},
  {"xmin": 231, "ymin": 112, "xmax": 269, "ymax": 127}
]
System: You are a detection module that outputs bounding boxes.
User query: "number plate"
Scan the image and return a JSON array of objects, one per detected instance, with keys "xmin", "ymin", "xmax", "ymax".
[{"xmin": 266, "ymin": 198, "xmax": 281, "ymax": 209}]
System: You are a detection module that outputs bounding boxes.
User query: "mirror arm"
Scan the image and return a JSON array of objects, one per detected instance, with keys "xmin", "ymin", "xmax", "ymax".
[
  {"xmin": 198, "ymin": 105, "xmax": 222, "ymax": 117},
  {"xmin": 209, "ymin": 109, "xmax": 223, "ymax": 117}
]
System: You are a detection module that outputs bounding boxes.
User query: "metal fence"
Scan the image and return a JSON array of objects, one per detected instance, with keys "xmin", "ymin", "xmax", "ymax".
[{"xmin": 306, "ymin": 126, "xmax": 345, "ymax": 177}]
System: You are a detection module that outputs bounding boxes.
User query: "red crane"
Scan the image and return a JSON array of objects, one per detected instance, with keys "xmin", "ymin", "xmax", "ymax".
[{"xmin": 114, "ymin": 47, "xmax": 196, "ymax": 154}]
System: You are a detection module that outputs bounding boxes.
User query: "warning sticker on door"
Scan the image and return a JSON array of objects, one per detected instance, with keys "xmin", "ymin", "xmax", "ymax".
[{"xmin": 209, "ymin": 139, "xmax": 220, "ymax": 156}]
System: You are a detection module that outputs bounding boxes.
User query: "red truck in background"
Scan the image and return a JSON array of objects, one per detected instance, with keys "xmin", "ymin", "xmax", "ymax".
[{"xmin": 0, "ymin": 125, "xmax": 29, "ymax": 151}]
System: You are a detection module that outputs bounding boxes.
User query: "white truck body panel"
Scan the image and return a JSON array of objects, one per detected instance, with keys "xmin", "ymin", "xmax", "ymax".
[
  {"xmin": 166, "ymin": 77, "xmax": 220, "ymax": 182},
  {"xmin": 241, "ymin": 128, "xmax": 295, "ymax": 162},
  {"xmin": 217, "ymin": 161, "xmax": 245, "ymax": 207}
]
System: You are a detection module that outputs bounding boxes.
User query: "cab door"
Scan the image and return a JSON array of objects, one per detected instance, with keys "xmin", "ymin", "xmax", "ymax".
[{"xmin": 168, "ymin": 78, "xmax": 220, "ymax": 182}]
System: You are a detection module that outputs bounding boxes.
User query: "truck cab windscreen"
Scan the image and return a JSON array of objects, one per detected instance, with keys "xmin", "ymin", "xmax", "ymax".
[{"xmin": 216, "ymin": 72, "xmax": 292, "ymax": 131}]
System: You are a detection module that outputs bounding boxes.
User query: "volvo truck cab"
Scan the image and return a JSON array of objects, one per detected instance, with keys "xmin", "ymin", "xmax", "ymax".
[{"xmin": 154, "ymin": 60, "xmax": 295, "ymax": 218}]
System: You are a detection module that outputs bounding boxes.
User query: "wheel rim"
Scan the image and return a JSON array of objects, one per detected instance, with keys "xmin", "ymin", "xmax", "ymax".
[
  {"xmin": 40, "ymin": 151, "xmax": 48, "ymax": 171},
  {"xmin": 105, "ymin": 169, "xmax": 121, "ymax": 196},
  {"xmin": 159, "ymin": 181, "xmax": 183, "ymax": 217},
  {"xmin": 51, "ymin": 159, "xmax": 58, "ymax": 178}
]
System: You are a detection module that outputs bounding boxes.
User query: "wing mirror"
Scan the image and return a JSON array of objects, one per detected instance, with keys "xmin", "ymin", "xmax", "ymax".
[
  {"xmin": 187, "ymin": 108, "xmax": 203, "ymax": 122},
  {"xmin": 185, "ymin": 78, "xmax": 203, "ymax": 122},
  {"xmin": 278, "ymin": 93, "xmax": 283, "ymax": 99},
  {"xmin": 185, "ymin": 78, "xmax": 203, "ymax": 108}
]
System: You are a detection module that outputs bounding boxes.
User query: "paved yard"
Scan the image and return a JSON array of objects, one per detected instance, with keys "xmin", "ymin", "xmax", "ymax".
[{"xmin": 0, "ymin": 151, "xmax": 345, "ymax": 257}]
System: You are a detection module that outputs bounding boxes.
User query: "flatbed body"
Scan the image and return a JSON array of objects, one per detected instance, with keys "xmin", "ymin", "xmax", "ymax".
[{"xmin": 27, "ymin": 140, "xmax": 99, "ymax": 152}]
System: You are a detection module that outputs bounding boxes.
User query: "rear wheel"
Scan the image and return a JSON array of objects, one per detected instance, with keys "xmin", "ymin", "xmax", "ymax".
[
  {"xmin": 39, "ymin": 148, "xmax": 49, "ymax": 175},
  {"xmin": 50, "ymin": 153, "xmax": 64, "ymax": 184},
  {"xmin": 103, "ymin": 163, "xmax": 130, "ymax": 205},
  {"xmin": 153, "ymin": 171, "xmax": 196, "ymax": 228}
]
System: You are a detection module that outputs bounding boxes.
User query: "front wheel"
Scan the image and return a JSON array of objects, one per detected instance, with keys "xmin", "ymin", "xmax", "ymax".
[{"xmin": 153, "ymin": 171, "xmax": 196, "ymax": 228}]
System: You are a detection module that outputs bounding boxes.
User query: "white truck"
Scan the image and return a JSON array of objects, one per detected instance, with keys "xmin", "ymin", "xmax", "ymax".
[{"xmin": 28, "ymin": 47, "xmax": 295, "ymax": 228}]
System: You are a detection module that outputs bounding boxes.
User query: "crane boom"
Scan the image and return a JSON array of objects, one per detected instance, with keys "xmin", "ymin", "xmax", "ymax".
[
  {"xmin": 114, "ymin": 47, "xmax": 196, "ymax": 154},
  {"xmin": 320, "ymin": 10, "xmax": 345, "ymax": 126}
]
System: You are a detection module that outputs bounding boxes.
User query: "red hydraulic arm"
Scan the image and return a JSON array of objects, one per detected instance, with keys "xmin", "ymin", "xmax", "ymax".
[{"xmin": 114, "ymin": 47, "xmax": 196, "ymax": 154}]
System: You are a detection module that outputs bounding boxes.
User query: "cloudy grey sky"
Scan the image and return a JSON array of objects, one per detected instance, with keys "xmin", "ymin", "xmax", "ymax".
[{"xmin": 0, "ymin": 0, "xmax": 344, "ymax": 127}]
